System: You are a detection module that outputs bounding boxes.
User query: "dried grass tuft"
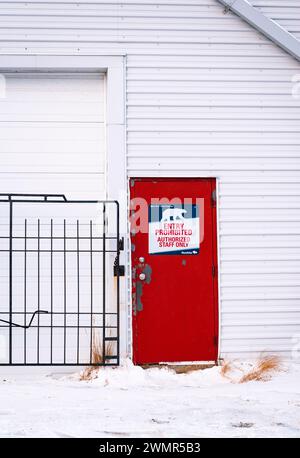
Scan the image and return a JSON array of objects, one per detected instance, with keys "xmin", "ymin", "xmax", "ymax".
[
  {"xmin": 79, "ymin": 333, "xmax": 114, "ymax": 381},
  {"xmin": 239, "ymin": 355, "xmax": 281, "ymax": 383},
  {"xmin": 80, "ymin": 365, "xmax": 97, "ymax": 382},
  {"xmin": 220, "ymin": 360, "xmax": 233, "ymax": 379},
  {"xmin": 220, "ymin": 355, "xmax": 282, "ymax": 384}
]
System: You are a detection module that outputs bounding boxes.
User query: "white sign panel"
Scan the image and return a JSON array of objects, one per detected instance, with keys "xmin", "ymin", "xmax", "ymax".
[{"xmin": 149, "ymin": 204, "xmax": 200, "ymax": 255}]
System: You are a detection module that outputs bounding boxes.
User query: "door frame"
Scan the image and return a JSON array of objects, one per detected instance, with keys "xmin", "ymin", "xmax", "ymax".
[{"xmin": 128, "ymin": 176, "xmax": 220, "ymax": 364}]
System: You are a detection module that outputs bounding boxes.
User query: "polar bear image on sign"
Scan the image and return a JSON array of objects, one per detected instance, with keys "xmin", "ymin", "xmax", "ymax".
[{"xmin": 161, "ymin": 208, "xmax": 187, "ymax": 222}]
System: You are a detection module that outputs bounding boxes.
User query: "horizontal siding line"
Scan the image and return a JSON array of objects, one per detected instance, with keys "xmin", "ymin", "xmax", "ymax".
[
  {"xmin": 221, "ymin": 314, "xmax": 300, "ymax": 316},
  {"xmin": 219, "ymin": 182, "xmax": 300, "ymax": 184},
  {"xmin": 126, "ymin": 59, "xmax": 294, "ymax": 63},
  {"xmin": 221, "ymin": 245, "xmax": 300, "ymax": 249},
  {"xmin": 128, "ymin": 92, "xmax": 297, "ymax": 96},
  {"xmin": 220, "ymin": 323, "xmax": 300, "ymax": 326},
  {"xmin": 128, "ymin": 171, "xmax": 300, "ymax": 174},
  {"xmin": 0, "ymin": 121, "xmax": 104, "ymax": 124},
  {"xmin": 221, "ymin": 337, "xmax": 297, "ymax": 340},
  {"xmin": 0, "ymin": 4, "xmax": 231, "ymax": 9},
  {"xmin": 222, "ymin": 272, "xmax": 300, "ymax": 276},
  {"xmin": 0, "ymin": 39, "xmax": 271, "ymax": 45},
  {"xmin": 272, "ymin": 15, "xmax": 300, "ymax": 19},
  {"xmin": 128, "ymin": 171, "xmax": 300, "ymax": 176},
  {"xmin": 223, "ymin": 312, "xmax": 300, "ymax": 316},
  {"xmin": 221, "ymin": 296, "xmax": 300, "ymax": 302},
  {"xmin": 220, "ymin": 259, "xmax": 300, "ymax": 263},
  {"xmin": 128, "ymin": 143, "xmax": 300, "ymax": 146},
  {"xmin": 0, "ymin": 15, "xmax": 249, "ymax": 21},
  {"xmin": 0, "ymin": 26, "xmax": 264, "ymax": 32},
  {"xmin": 128, "ymin": 146, "xmax": 300, "ymax": 149},
  {"xmin": 207, "ymin": 180, "xmax": 300, "ymax": 184},
  {"xmin": 0, "ymin": 0, "xmax": 218, "ymax": 2},
  {"xmin": 0, "ymin": 172, "xmax": 105, "ymax": 175},
  {"xmin": 127, "ymin": 105, "xmax": 300, "ymax": 109},
  {"xmin": 224, "ymin": 304, "xmax": 300, "ymax": 308},
  {"xmin": 221, "ymin": 258, "xmax": 300, "ymax": 262},
  {"xmin": 220, "ymin": 230, "xmax": 300, "ymax": 233},
  {"xmin": 0, "ymin": 2, "xmax": 222, "ymax": 4},
  {"xmin": 0, "ymin": 154, "xmax": 104, "ymax": 156},
  {"xmin": 128, "ymin": 158, "xmax": 300, "ymax": 163},
  {"xmin": 0, "ymin": 29, "xmax": 262, "ymax": 35},
  {"xmin": 4, "ymin": 22, "xmax": 249, "ymax": 28},
  {"xmin": 127, "ymin": 79, "xmax": 297, "ymax": 83},
  {"xmin": 0, "ymin": 11, "xmax": 234, "ymax": 16},
  {"xmin": 221, "ymin": 222, "xmax": 300, "ymax": 225},
  {"xmin": 259, "ymin": 4, "xmax": 300, "ymax": 8},
  {"xmin": 253, "ymin": 3, "xmax": 300, "ymax": 7},
  {"xmin": 128, "ymin": 144, "xmax": 298, "ymax": 148},
  {"xmin": 221, "ymin": 284, "xmax": 300, "ymax": 288},
  {"xmin": 0, "ymin": 12, "xmax": 237, "ymax": 16},
  {"xmin": 128, "ymin": 115, "xmax": 300, "ymax": 120},
  {"xmin": 220, "ymin": 243, "xmax": 300, "ymax": 246},
  {"xmin": 220, "ymin": 195, "xmax": 300, "ymax": 198},
  {"xmin": 127, "ymin": 65, "xmax": 300, "ymax": 70},
  {"xmin": 128, "ymin": 130, "xmax": 300, "ymax": 133},
  {"xmin": 0, "ymin": 1, "xmax": 223, "ymax": 4},
  {"xmin": 222, "ymin": 335, "xmax": 300, "ymax": 339},
  {"xmin": 220, "ymin": 208, "xmax": 300, "ymax": 211},
  {"xmin": 221, "ymin": 296, "xmax": 300, "ymax": 301},
  {"xmin": 128, "ymin": 156, "xmax": 300, "ymax": 160}
]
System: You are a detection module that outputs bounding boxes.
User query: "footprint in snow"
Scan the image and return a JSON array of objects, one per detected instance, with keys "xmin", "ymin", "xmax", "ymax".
[
  {"xmin": 151, "ymin": 418, "xmax": 170, "ymax": 424},
  {"xmin": 53, "ymin": 431, "xmax": 75, "ymax": 438},
  {"xmin": 0, "ymin": 410, "xmax": 15, "ymax": 416},
  {"xmin": 231, "ymin": 422, "xmax": 254, "ymax": 429}
]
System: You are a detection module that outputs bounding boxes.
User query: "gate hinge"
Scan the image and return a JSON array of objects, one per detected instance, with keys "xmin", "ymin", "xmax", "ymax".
[{"xmin": 211, "ymin": 189, "xmax": 216, "ymax": 207}]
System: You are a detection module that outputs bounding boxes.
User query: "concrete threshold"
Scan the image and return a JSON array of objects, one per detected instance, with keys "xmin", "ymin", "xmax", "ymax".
[{"xmin": 141, "ymin": 362, "xmax": 216, "ymax": 374}]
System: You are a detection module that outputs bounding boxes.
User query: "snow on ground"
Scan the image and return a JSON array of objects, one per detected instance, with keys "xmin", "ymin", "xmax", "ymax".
[{"xmin": 0, "ymin": 359, "xmax": 300, "ymax": 438}]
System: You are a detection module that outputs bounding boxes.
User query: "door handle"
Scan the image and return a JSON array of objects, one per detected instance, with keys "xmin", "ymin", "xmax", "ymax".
[{"xmin": 133, "ymin": 263, "xmax": 152, "ymax": 315}]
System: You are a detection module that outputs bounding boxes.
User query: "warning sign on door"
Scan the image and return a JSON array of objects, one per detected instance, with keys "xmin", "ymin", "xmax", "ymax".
[{"xmin": 149, "ymin": 204, "xmax": 200, "ymax": 255}]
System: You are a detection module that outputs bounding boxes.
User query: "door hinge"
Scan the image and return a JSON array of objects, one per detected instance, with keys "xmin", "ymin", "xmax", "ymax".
[
  {"xmin": 212, "ymin": 264, "xmax": 217, "ymax": 277},
  {"xmin": 211, "ymin": 189, "xmax": 216, "ymax": 207}
]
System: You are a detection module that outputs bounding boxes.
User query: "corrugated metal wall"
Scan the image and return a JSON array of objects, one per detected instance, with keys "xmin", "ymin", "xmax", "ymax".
[
  {"xmin": 0, "ymin": 0, "xmax": 300, "ymax": 358},
  {"xmin": 251, "ymin": 1, "xmax": 300, "ymax": 40}
]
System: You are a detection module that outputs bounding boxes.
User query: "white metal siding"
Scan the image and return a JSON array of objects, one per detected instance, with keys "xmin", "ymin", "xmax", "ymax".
[
  {"xmin": 250, "ymin": 1, "xmax": 300, "ymax": 41},
  {"xmin": 0, "ymin": 1, "xmax": 300, "ymax": 358}
]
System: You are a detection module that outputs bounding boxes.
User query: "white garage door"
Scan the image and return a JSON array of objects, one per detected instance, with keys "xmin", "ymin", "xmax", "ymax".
[
  {"xmin": 0, "ymin": 72, "xmax": 106, "ymax": 200},
  {"xmin": 0, "ymin": 73, "xmax": 111, "ymax": 366}
]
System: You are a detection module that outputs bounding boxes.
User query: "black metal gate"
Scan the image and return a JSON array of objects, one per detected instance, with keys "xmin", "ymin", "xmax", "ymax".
[{"xmin": 0, "ymin": 194, "xmax": 121, "ymax": 366}]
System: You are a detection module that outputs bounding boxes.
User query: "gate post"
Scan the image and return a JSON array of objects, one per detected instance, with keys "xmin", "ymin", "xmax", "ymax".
[{"xmin": 8, "ymin": 197, "xmax": 13, "ymax": 365}]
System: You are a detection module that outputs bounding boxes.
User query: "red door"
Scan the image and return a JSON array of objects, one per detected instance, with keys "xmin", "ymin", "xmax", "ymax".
[{"xmin": 130, "ymin": 178, "xmax": 218, "ymax": 364}]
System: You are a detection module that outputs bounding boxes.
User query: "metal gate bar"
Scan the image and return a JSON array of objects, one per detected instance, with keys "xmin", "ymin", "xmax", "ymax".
[{"xmin": 0, "ymin": 194, "xmax": 121, "ymax": 366}]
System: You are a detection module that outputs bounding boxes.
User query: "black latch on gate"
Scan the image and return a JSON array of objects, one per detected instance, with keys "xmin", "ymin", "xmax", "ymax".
[{"xmin": 114, "ymin": 237, "xmax": 125, "ymax": 277}]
